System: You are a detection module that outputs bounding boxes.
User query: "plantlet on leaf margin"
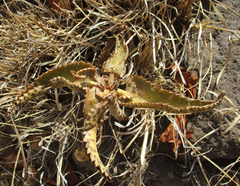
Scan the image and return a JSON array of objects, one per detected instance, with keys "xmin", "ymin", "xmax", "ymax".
[{"xmin": 14, "ymin": 35, "xmax": 225, "ymax": 181}]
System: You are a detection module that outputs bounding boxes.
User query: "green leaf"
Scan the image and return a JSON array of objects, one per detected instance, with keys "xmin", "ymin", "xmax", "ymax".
[
  {"xmin": 118, "ymin": 75, "xmax": 225, "ymax": 113},
  {"xmin": 36, "ymin": 62, "xmax": 93, "ymax": 86},
  {"xmin": 82, "ymin": 87, "xmax": 111, "ymax": 180},
  {"xmin": 50, "ymin": 76, "xmax": 83, "ymax": 91},
  {"xmin": 83, "ymin": 87, "xmax": 107, "ymax": 130},
  {"xmin": 102, "ymin": 36, "xmax": 128, "ymax": 78},
  {"xmin": 83, "ymin": 126, "xmax": 111, "ymax": 180},
  {"xmin": 14, "ymin": 85, "xmax": 48, "ymax": 105}
]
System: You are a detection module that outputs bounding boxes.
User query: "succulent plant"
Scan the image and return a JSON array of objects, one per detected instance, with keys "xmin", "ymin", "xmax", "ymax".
[{"xmin": 14, "ymin": 35, "xmax": 225, "ymax": 180}]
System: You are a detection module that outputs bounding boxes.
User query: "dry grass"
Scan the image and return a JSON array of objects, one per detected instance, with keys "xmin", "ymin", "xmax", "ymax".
[{"xmin": 0, "ymin": 0, "xmax": 239, "ymax": 185}]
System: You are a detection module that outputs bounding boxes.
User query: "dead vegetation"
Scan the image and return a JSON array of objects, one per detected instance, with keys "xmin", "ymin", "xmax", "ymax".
[{"xmin": 0, "ymin": 0, "xmax": 239, "ymax": 185}]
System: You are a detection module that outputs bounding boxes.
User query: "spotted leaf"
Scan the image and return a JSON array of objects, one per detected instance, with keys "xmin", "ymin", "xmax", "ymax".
[
  {"xmin": 14, "ymin": 85, "xmax": 49, "ymax": 105},
  {"xmin": 50, "ymin": 76, "xmax": 83, "ymax": 91},
  {"xmin": 82, "ymin": 87, "xmax": 111, "ymax": 179},
  {"xmin": 102, "ymin": 36, "xmax": 128, "ymax": 78},
  {"xmin": 83, "ymin": 126, "xmax": 111, "ymax": 180},
  {"xmin": 83, "ymin": 100, "xmax": 108, "ymax": 131}
]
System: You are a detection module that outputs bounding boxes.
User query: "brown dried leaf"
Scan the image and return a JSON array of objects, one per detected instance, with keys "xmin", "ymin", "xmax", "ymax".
[
  {"xmin": 159, "ymin": 115, "xmax": 193, "ymax": 153},
  {"xmin": 174, "ymin": 65, "xmax": 198, "ymax": 99}
]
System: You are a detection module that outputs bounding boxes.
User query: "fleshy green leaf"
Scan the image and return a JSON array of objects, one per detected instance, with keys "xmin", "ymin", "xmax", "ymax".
[
  {"xmin": 83, "ymin": 87, "xmax": 107, "ymax": 130},
  {"xmin": 82, "ymin": 87, "xmax": 111, "ymax": 180},
  {"xmin": 36, "ymin": 61, "xmax": 93, "ymax": 86},
  {"xmin": 83, "ymin": 126, "xmax": 111, "ymax": 180},
  {"xmin": 14, "ymin": 85, "xmax": 49, "ymax": 105},
  {"xmin": 118, "ymin": 75, "xmax": 225, "ymax": 113},
  {"xmin": 70, "ymin": 67, "xmax": 97, "ymax": 79},
  {"xmin": 50, "ymin": 76, "xmax": 83, "ymax": 91},
  {"xmin": 102, "ymin": 36, "xmax": 128, "ymax": 78}
]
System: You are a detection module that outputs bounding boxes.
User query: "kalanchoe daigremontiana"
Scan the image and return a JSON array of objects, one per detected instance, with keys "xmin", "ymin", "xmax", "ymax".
[{"xmin": 14, "ymin": 35, "xmax": 225, "ymax": 180}]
